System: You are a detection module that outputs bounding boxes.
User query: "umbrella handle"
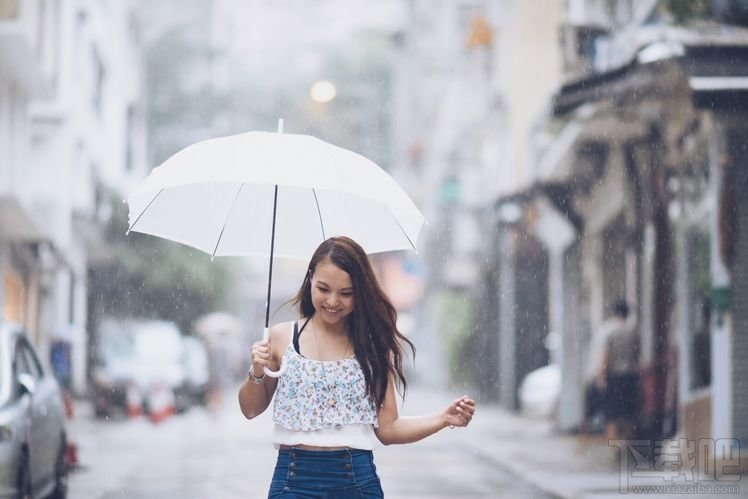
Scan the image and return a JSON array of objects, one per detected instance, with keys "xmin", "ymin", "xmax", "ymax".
[{"xmin": 262, "ymin": 327, "xmax": 286, "ymax": 378}]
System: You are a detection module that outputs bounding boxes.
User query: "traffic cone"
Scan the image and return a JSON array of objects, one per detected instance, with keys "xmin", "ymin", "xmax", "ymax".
[
  {"xmin": 126, "ymin": 383, "xmax": 143, "ymax": 418},
  {"xmin": 61, "ymin": 390, "xmax": 79, "ymax": 470},
  {"xmin": 147, "ymin": 383, "xmax": 175, "ymax": 423}
]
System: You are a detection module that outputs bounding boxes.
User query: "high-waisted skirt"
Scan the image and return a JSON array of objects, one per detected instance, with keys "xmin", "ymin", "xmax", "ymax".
[{"xmin": 268, "ymin": 448, "xmax": 384, "ymax": 498}]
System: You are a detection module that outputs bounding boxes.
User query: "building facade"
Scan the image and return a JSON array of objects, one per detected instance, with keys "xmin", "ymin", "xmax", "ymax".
[
  {"xmin": 0, "ymin": 0, "xmax": 146, "ymax": 395},
  {"xmin": 392, "ymin": 0, "xmax": 748, "ymax": 463},
  {"xmin": 535, "ymin": 0, "xmax": 748, "ymax": 453},
  {"xmin": 390, "ymin": 0, "xmax": 564, "ymax": 397}
]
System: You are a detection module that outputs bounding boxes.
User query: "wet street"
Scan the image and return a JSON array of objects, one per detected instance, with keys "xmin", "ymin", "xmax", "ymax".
[{"xmin": 67, "ymin": 385, "xmax": 553, "ymax": 499}]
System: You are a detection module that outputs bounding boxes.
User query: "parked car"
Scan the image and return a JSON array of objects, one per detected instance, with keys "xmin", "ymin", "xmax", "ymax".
[
  {"xmin": 0, "ymin": 322, "xmax": 68, "ymax": 499},
  {"xmin": 179, "ymin": 336, "xmax": 210, "ymax": 407},
  {"xmin": 91, "ymin": 319, "xmax": 187, "ymax": 418}
]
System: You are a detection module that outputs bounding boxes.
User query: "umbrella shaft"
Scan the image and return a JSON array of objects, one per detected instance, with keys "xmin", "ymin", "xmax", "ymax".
[{"xmin": 265, "ymin": 185, "xmax": 279, "ymax": 328}]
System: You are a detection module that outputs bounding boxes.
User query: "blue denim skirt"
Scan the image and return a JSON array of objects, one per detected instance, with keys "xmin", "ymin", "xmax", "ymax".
[{"xmin": 268, "ymin": 448, "xmax": 384, "ymax": 498}]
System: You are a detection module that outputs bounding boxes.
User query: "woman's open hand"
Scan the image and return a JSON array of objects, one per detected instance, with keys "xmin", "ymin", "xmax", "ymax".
[{"xmin": 444, "ymin": 395, "xmax": 476, "ymax": 428}]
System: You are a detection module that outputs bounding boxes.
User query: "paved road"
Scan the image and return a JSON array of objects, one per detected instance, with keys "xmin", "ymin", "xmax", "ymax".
[{"xmin": 67, "ymin": 385, "xmax": 553, "ymax": 498}]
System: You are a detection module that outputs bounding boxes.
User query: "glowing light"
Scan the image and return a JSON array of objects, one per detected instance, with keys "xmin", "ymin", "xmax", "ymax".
[{"xmin": 309, "ymin": 81, "xmax": 337, "ymax": 103}]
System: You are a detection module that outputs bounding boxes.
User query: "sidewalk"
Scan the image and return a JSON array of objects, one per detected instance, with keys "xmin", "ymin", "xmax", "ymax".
[{"xmin": 461, "ymin": 398, "xmax": 747, "ymax": 499}]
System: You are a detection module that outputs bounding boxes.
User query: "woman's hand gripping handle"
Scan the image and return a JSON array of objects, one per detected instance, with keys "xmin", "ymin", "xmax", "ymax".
[{"xmin": 259, "ymin": 327, "xmax": 285, "ymax": 378}]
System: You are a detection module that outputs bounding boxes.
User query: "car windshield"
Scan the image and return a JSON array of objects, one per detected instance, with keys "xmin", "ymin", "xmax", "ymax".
[
  {"xmin": 133, "ymin": 323, "xmax": 183, "ymax": 363},
  {"xmin": 98, "ymin": 320, "xmax": 183, "ymax": 364},
  {"xmin": 98, "ymin": 320, "xmax": 137, "ymax": 362}
]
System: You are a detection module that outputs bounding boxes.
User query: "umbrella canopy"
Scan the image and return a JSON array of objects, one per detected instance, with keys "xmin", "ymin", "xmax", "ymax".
[
  {"xmin": 127, "ymin": 129, "xmax": 424, "ymax": 260},
  {"xmin": 126, "ymin": 123, "xmax": 425, "ymax": 377}
]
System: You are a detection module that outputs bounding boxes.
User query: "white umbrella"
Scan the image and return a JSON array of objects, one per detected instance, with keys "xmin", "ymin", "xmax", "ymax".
[{"xmin": 126, "ymin": 120, "xmax": 425, "ymax": 376}]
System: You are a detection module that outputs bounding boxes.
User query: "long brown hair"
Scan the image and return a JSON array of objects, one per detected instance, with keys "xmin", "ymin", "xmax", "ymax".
[{"xmin": 291, "ymin": 236, "xmax": 415, "ymax": 408}]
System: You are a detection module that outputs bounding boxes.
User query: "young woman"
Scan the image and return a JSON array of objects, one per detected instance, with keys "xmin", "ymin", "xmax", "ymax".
[{"xmin": 238, "ymin": 236, "xmax": 476, "ymax": 498}]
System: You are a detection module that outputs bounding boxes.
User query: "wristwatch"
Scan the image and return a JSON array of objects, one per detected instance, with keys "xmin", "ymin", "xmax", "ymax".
[{"xmin": 247, "ymin": 367, "xmax": 266, "ymax": 384}]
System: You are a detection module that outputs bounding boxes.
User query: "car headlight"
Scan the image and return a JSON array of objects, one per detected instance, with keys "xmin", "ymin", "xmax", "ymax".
[{"xmin": 0, "ymin": 425, "xmax": 13, "ymax": 442}]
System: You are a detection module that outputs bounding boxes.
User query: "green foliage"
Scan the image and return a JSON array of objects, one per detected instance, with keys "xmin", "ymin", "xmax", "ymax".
[
  {"xmin": 660, "ymin": 0, "xmax": 713, "ymax": 24},
  {"xmin": 430, "ymin": 290, "xmax": 475, "ymax": 382},
  {"xmin": 94, "ymin": 191, "xmax": 237, "ymax": 333}
]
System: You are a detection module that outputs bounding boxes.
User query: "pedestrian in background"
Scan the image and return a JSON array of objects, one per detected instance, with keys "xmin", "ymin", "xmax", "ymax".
[
  {"xmin": 601, "ymin": 299, "xmax": 641, "ymax": 442},
  {"xmin": 206, "ymin": 336, "xmax": 233, "ymax": 414},
  {"xmin": 578, "ymin": 316, "xmax": 609, "ymax": 449},
  {"xmin": 238, "ymin": 236, "xmax": 476, "ymax": 498}
]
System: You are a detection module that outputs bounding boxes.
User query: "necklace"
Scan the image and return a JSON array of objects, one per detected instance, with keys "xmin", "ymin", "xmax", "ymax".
[{"xmin": 311, "ymin": 316, "xmax": 350, "ymax": 408}]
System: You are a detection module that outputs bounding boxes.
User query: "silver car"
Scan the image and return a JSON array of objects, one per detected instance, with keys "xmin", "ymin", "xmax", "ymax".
[{"xmin": 0, "ymin": 323, "xmax": 68, "ymax": 499}]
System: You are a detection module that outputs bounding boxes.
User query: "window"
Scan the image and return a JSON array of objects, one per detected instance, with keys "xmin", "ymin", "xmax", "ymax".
[
  {"xmin": 91, "ymin": 46, "xmax": 106, "ymax": 116},
  {"xmin": 16, "ymin": 340, "xmax": 43, "ymax": 380},
  {"xmin": 0, "ymin": 0, "xmax": 19, "ymax": 20},
  {"xmin": 602, "ymin": 214, "xmax": 627, "ymax": 310},
  {"xmin": 125, "ymin": 105, "xmax": 135, "ymax": 171},
  {"xmin": 686, "ymin": 226, "xmax": 711, "ymax": 390}
]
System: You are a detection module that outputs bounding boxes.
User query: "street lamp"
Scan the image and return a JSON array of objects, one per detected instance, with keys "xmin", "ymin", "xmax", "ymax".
[{"xmin": 309, "ymin": 80, "xmax": 336, "ymax": 103}]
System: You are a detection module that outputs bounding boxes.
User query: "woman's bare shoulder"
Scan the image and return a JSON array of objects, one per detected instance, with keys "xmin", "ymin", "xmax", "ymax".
[{"xmin": 268, "ymin": 321, "xmax": 295, "ymax": 343}]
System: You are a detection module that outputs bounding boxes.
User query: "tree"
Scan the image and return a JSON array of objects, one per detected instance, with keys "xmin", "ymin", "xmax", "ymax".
[{"xmin": 90, "ymin": 190, "xmax": 237, "ymax": 334}]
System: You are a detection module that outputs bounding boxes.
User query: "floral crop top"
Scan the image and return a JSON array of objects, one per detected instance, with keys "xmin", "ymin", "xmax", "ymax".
[{"xmin": 272, "ymin": 323, "xmax": 379, "ymax": 432}]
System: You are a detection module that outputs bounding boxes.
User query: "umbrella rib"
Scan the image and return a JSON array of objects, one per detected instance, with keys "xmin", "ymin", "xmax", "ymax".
[
  {"xmin": 211, "ymin": 183, "xmax": 245, "ymax": 259},
  {"xmin": 126, "ymin": 188, "xmax": 164, "ymax": 234},
  {"xmin": 390, "ymin": 212, "xmax": 417, "ymax": 251},
  {"xmin": 312, "ymin": 188, "xmax": 326, "ymax": 240}
]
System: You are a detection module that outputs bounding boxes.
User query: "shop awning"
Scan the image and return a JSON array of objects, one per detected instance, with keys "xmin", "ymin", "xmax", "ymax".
[
  {"xmin": 0, "ymin": 196, "xmax": 44, "ymax": 242},
  {"xmin": 553, "ymin": 41, "xmax": 748, "ymax": 117},
  {"xmin": 689, "ymin": 76, "xmax": 748, "ymax": 109}
]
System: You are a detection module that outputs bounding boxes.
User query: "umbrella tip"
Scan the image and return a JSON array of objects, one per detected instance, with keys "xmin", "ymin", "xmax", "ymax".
[{"xmin": 277, "ymin": 118, "xmax": 284, "ymax": 134}]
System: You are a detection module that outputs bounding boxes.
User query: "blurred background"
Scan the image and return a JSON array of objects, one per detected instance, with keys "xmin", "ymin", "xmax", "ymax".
[{"xmin": 3, "ymin": 0, "xmax": 748, "ymax": 497}]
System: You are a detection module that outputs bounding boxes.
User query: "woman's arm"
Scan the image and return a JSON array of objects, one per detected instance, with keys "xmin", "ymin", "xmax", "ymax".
[
  {"xmin": 374, "ymin": 374, "xmax": 476, "ymax": 445},
  {"xmin": 237, "ymin": 323, "xmax": 290, "ymax": 419}
]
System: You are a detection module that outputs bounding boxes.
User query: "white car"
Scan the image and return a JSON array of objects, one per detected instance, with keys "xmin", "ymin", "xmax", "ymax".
[
  {"xmin": 0, "ymin": 322, "xmax": 68, "ymax": 499},
  {"xmin": 92, "ymin": 319, "xmax": 187, "ymax": 418},
  {"xmin": 180, "ymin": 336, "xmax": 210, "ymax": 407}
]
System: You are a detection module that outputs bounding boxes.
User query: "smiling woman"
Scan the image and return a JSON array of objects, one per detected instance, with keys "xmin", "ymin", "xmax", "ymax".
[{"xmin": 237, "ymin": 236, "xmax": 476, "ymax": 498}]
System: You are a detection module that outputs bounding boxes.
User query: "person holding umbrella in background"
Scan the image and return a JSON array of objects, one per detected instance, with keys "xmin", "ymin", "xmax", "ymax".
[{"xmin": 238, "ymin": 236, "xmax": 476, "ymax": 498}]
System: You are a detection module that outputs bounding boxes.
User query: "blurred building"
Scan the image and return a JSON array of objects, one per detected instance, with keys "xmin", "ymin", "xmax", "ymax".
[
  {"xmin": 541, "ymin": 0, "xmax": 748, "ymax": 449},
  {"xmin": 390, "ymin": 0, "xmax": 564, "ymax": 394},
  {"xmin": 393, "ymin": 0, "xmax": 748, "ymax": 464},
  {"xmin": 0, "ymin": 0, "xmax": 146, "ymax": 395}
]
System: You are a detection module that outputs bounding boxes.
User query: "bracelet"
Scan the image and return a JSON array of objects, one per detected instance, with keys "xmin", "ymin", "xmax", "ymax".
[{"xmin": 247, "ymin": 367, "xmax": 266, "ymax": 384}]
